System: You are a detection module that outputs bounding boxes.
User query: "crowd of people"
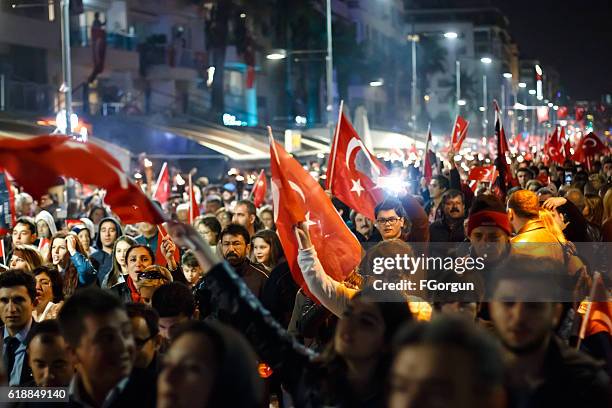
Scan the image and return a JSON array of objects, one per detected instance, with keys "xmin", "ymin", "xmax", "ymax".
[{"xmin": 0, "ymin": 146, "xmax": 610, "ymax": 408}]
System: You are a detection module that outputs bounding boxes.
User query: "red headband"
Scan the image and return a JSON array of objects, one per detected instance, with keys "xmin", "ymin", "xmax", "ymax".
[{"xmin": 467, "ymin": 210, "xmax": 512, "ymax": 236}]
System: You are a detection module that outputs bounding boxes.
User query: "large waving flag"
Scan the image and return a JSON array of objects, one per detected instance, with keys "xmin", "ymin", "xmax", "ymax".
[
  {"xmin": 0, "ymin": 171, "xmax": 16, "ymax": 236},
  {"xmin": 0, "ymin": 135, "xmax": 165, "ymax": 225},
  {"xmin": 451, "ymin": 115, "xmax": 470, "ymax": 151},
  {"xmin": 326, "ymin": 105, "xmax": 388, "ymax": 220},
  {"xmin": 270, "ymin": 128, "xmax": 361, "ymax": 295}
]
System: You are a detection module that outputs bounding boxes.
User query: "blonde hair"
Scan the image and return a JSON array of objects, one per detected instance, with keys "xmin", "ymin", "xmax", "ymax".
[
  {"xmin": 539, "ymin": 209, "xmax": 567, "ymax": 244},
  {"xmin": 603, "ymin": 188, "xmax": 612, "ymax": 224}
]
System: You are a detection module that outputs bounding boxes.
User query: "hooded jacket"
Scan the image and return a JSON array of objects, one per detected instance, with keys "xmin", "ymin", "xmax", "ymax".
[
  {"xmin": 35, "ymin": 210, "xmax": 57, "ymax": 237},
  {"xmin": 91, "ymin": 217, "xmax": 123, "ymax": 284}
]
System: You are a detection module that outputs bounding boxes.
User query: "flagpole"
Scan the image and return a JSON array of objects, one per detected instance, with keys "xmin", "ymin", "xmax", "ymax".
[
  {"xmin": 577, "ymin": 271, "xmax": 601, "ymax": 349},
  {"xmin": 248, "ymin": 170, "xmax": 262, "ymax": 201},
  {"xmin": 450, "ymin": 115, "xmax": 459, "ymax": 148},
  {"xmin": 422, "ymin": 122, "xmax": 431, "ymax": 175},
  {"xmin": 268, "ymin": 126, "xmax": 281, "ymax": 167},
  {"xmin": 152, "ymin": 162, "xmax": 167, "ymax": 199},
  {"xmin": 326, "ymin": 100, "xmax": 344, "ymax": 191},
  {"xmin": 188, "ymin": 173, "xmax": 194, "ymax": 224}
]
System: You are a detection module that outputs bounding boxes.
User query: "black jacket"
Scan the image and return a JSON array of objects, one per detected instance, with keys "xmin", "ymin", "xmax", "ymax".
[
  {"xmin": 507, "ymin": 336, "xmax": 611, "ymax": 408},
  {"xmin": 201, "ymin": 262, "xmax": 387, "ymax": 408},
  {"xmin": 0, "ymin": 320, "xmax": 36, "ymax": 387}
]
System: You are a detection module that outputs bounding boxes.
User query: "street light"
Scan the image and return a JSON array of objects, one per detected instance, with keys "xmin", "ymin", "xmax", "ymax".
[
  {"xmin": 503, "ymin": 72, "xmax": 513, "ymax": 79},
  {"xmin": 457, "ymin": 99, "xmax": 467, "ymax": 106},
  {"xmin": 266, "ymin": 49, "xmax": 287, "ymax": 60},
  {"xmin": 480, "ymin": 57, "xmax": 492, "ymax": 64},
  {"xmin": 369, "ymin": 79, "xmax": 384, "ymax": 87},
  {"xmin": 444, "ymin": 31, "xmax": 458, "ymax": 39},
  {"xmin": 528, "ymin": 89, "xmax": 536, "ymax": 95},
  {"xmin": 518, "ymin": 82, "xmax": 527, "ymax": 88}
]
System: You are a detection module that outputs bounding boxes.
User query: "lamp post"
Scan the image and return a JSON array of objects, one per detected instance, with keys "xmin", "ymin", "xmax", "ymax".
[
  {"xmin": 407, "ymin": 30, "xmax": 457, "ymax": 133},
  {"xmin": 60, "ymin": 0, "xmax": 73, "ymax": 135},
  {"xmin": 325, "ymin": 0, "xmax": 334, "ymax": 132}
]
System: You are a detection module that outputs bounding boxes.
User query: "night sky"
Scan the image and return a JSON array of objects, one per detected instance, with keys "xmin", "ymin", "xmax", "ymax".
[{"xmin": 494, "ymin": 0, "xmax": 612, "ymax": 101}]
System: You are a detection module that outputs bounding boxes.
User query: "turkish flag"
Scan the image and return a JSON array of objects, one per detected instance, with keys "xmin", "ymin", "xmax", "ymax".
[
  {"xmin": 251, "ymin": 170, "xmax": 267, "ymax": 208},
  {"xmin": 493, "ymin": 102, "xmax": 514, "ymax": 195},
  {"xmin": 546, "ymin": 128, "xmax": 565, "ymax": 165},
  {"xmin": 0, "ymin": 135, "xmax": 165, "ymax": 225},
  {"xmin": 153, "ymin": 162, "xmax": 170, "ymax": 205},
  {"xmin": 326, "ymin": 112, "xmax": 388, "ymax": 220},
  {"xmin": 188, "ymin": 174, "xmax": 199, "ymax": 224},
  {"xmin": 468, "ymin": 165, "xmax": 498, "ymax": 182},
  {"xmin": 573, "ymin": 132, "xmax": 609, "ymax": 163},
  {"xmin": 557, "ymin": 106, "xmax": 568, "ymax": 119},
  {"xmin": 575, "ymin": 106, "xmax": 585, "ymax": 122},
  {"xmin": 270, "ymin": 134, "xmax": 361, "ymax": 296},
  {"xmin": 451, "ymin": 115, "xmax": 470, "ymax": 151},
  {"xmin": 579, "ymin": 273, "xmax": 612, "ymax": 338},
  {"xmin": 155, "ymin": 224, "xmax": 181, "ymax": 267},
  {"xmin": 559, "ymin": 127, "xmax": 572, "ymax": 161}
]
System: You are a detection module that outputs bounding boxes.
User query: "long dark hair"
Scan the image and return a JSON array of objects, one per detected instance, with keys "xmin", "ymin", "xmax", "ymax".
[
  {"xmin": 47, "ymin": 231, "xmax": 87, "ymax": 297},
  {"xmin": 106, "ymin": 236, "xmax": 138, "ymax": 288},
  {"xmin": 315, "ymin": 288, "xmax": 413, "ymax": 405},
  {"xmin": 251, "ymin": 229, "xmax": 285, "ymax": 268},
  {"xmin": 170, "ymin": 320, "xmax": 264, "ymax": 408}
]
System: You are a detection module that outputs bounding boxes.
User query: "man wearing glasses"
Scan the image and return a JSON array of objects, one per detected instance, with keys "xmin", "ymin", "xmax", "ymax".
[{"xmin": 374, "ymin": 198, "xmax": 407, "ymax": 241}]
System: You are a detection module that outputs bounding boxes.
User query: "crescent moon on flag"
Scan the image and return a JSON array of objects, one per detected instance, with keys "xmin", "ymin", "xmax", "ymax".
[
  {"xmin": 584, "ymin": 137, "xmax": 597, "ymax": 148},
  {"xmin": 548, "ymin": 146, "xmax": 558, "ymax": 157},
  {"xmin": 288, "ymin": 180, "xmax": 306, "ymax": 202},
  {"xmin": 346, "ymin": 137, "xmax": 382, "ymax": 184},
  {"xmin": 271, "ymin": 179, "xmax": 280, "ymax": 222}
]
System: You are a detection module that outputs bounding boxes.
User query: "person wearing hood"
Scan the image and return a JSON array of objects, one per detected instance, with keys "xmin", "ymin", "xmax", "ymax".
[
  {"xmin": 35, "ymin": 210, "xmax": 57, "ymax": 239},
  {"xmin": 91, "ymin": 217, "xmax": 122, "ymax": 285}
]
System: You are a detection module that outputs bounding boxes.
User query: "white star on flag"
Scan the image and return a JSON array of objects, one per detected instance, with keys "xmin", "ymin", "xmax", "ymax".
[
  {"xmin": 350, "ymin": 178, "xmax": 365, "ymax": 196},
  {"xmin": 304, "ymin": 211, "xmax": 317, "ymax": 229}
]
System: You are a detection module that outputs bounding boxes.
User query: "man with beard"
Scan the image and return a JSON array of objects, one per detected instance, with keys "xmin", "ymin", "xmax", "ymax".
[
  {"xmin": 429, "ymin": 190, "xmax": 466, "ymax": 243},
  {"xmin": 489, "ymin": 256, "xmax": 610, "ymax": 407},
  {"xmin": 218, "ymin": 224, "xmax": 268, "ymax": 298}
]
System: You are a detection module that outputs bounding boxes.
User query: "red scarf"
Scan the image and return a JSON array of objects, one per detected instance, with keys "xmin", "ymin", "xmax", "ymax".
[{"xmin": 126, "ymin": 275, "xmax": 141, "ymax": 303}]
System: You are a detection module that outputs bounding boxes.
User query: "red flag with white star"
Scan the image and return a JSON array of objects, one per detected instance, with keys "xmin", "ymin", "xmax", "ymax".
[
  {"xmin": 251, "ymin": 169, "xmax": 267, "ymax": 208},
  {"xmin": 468, "ymin": 165, "xmax": 498, "ymax": 182},
  {"xmin": 152, "ymin": 162, "xmax": 170, "ymax": 205},
  {"xmin": 326, "ymin": 110, "xmax": 388, "ymax": 220},
  {"xmin": 546, "ymin": 127, "xmax": 565, "ymax": 165},
  {"xmin": 0, "ymin": 135, "xmax": 165, "ymax": 225},
  {"xmin": 451, "ymin": 115, "xmax": 470, "ymax": 151},
  {"xmin": 270, "ymin": 129, "xmax": 361, "ymax": 296},
  {"xmin": 572, "ymin": 132, "xmax": 609, "ymax": 167}
]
